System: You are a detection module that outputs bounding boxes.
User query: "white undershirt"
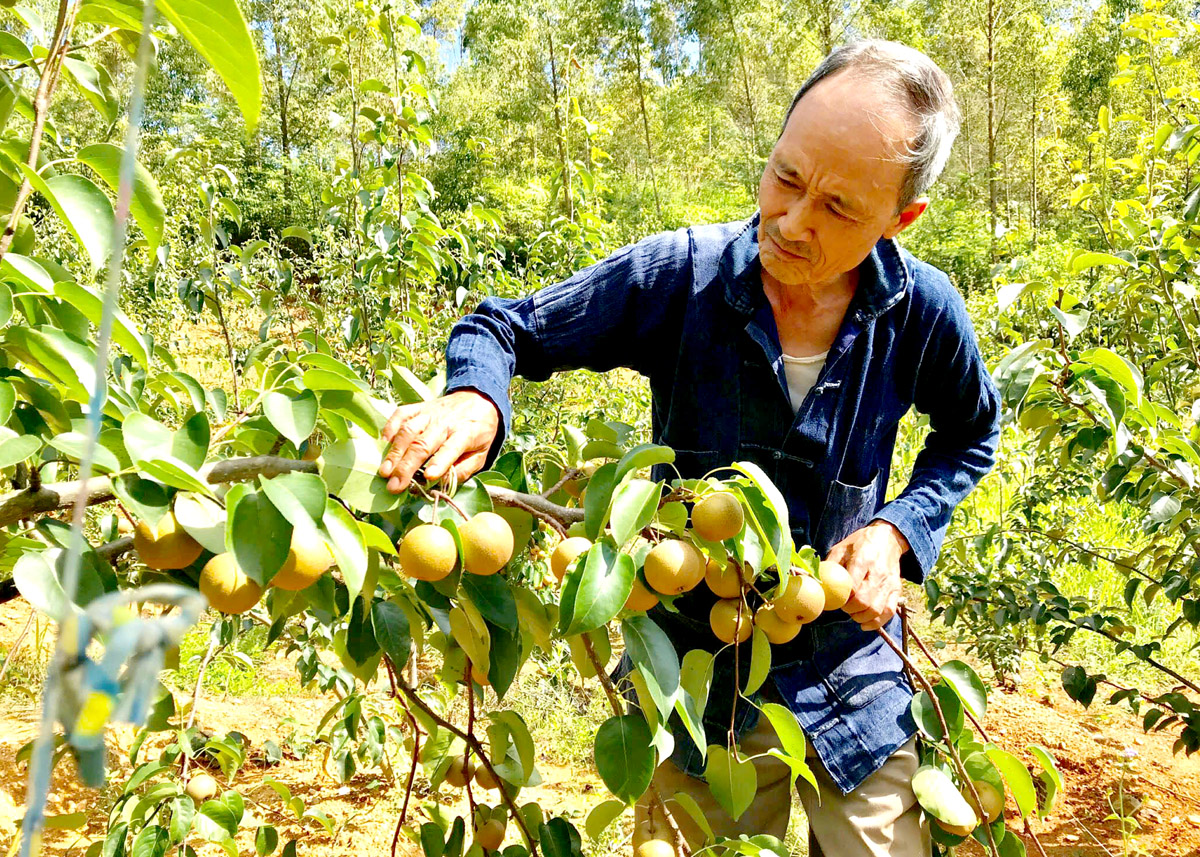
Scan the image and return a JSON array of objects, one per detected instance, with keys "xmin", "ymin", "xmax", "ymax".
[{"xmin": 782, "ymin": 351, "xmax": 829, "ymax": 414}]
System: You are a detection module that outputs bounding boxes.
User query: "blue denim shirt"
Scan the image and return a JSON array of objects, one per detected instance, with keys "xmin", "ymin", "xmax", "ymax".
[{"xmin": 444, "ymin": 214, "xmax": 1000, "ymax": 793}]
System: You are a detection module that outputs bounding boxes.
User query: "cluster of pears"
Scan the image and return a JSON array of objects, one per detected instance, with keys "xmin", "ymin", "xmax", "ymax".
[
  {"xmin": 129, "ymin": 507, "xmax": 336, "ymax": 615},
  {"xmin": 708, "ymin": 559, "xmax": 853, "ymax": 645},
  {"xmin": 937, "ymin": 779, "xmax": 1005, "ymax": 838},
  {"xmin": 397, "ymin": 511, "xmax": 515, "ymax": 581},
  {"xmin": 198, "ymin": 526, "xmax": 335, "ymax": 615},
  {"xmin": 442, "ymin": 754, "xmax": 508, "ymax": 851}
]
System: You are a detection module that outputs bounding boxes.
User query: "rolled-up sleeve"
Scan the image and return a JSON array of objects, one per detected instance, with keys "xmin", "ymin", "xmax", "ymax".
[
  {"xmin": 444, "ymin": 228, "xmax": 693, "ymax": 461},
  {"xmin": 873, "ymin": 287, "xmax": 1001, "ymax": 582}
]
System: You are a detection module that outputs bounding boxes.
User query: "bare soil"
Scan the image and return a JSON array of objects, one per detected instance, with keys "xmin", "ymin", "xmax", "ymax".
[{"xmin": 2, "ymin": 599, "xmax": 1199, "ymax": 856}]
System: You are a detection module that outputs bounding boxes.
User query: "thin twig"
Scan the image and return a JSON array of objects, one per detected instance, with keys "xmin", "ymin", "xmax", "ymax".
[
  {"xmin": 180, "ymin": 630, "xmax": 222, "ymax": 780},
  {"xmin": 0, "ymin": 610, "xmax": 36, "ymax": 685},
  {"xmin": 878, "ymin": 629, "xmax": 1001, "ymax": 857},
  {"xmin": 387, "ymin": 657, "xmax": 539, "ymax": 857}
]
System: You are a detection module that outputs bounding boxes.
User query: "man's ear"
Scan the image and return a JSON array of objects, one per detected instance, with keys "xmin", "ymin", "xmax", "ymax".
[{"xmin": 882, "ymin": 197, "xmax": 928, "ymax": 239}]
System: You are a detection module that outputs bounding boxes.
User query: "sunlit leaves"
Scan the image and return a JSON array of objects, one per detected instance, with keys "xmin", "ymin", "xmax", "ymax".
[{"xmin": 593, "ymin": 715, "xmax": 654, "ymax": 803}]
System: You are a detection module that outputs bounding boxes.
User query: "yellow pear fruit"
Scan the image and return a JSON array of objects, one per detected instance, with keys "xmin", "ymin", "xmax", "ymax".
[
  {"xmin": 691, "ymin": 492, "xmax": 744, "ymax": 542},
  {"xmin": 271, "ymin": 526, "xmax": 334, "ymax": 591},
  {"xmin": 624, "ymin": 579, "xmax": 659, "ymax": 612},
  {"xmin": 644, "ymin": 540, "xmax": 705, "ymax": 594},
  {"xmin": 705, "ymin": 556, "xmax": 746, "ymax": 599},
  {"xmin": 475, "ymin": 763, "xmax": 500, "ymax": 790},
  {"xmin": 199, "ymin": 553, "xmax": 263, "ymax": 615},
  {"xmin": 302, "ymin": 442, "xmax": 322, "ymax": 461},
  {"xmin": 969, "ymin": 780, "xmax": 1004, "ymax": 824},
  {"xmin": 818, "ymin": 560, "xmax": 854, "ymax": 611},
  {"xmin": 471, "ymin": 661, "xmax": 491, "ymax": 686},
  {"xmin": 185, "ymin": 772, "xmax": 218, "ymax": 805},
  {"xmin": 444, "ymin": 754, "xmax": 475, "ymax": 788},
  {"xmin": 637, "ymin": 841, "xmax": 676, "ymax": 857},
  {"xmin": 133, "ymin": 512, "xmax": 204, "ymax": 570},
  {"xmin": 710, "ymin": 599, "xmax": 752, "ymax": 644},
  {"xmin": 754, "ymin": 603, "xmax": 803, "ymax": 644},
  {"xmin": 551, "ymin": 536, "xmax": 593, "ymax": 582},
  {"xmin": 398, "ymin": 524, "xmax": 458, "ymax": 581},
  {"xmin": 934, "ymin": 816, "xmax": 978, "ymax": 838},
  {"xmin": 475, "ymin": 818, "xmax": 506, "ymax": 852},
  {"xmin": 774, "ymin": 573, "xmax": 826, "ymax": 624},
  {"xmin": 460, "ymin": 511, "xmax": 515, "ymax": 575}
]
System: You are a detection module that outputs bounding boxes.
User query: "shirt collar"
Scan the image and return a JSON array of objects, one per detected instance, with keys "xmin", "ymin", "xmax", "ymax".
[{"xmin": 720, "ymin": 211, "xmax": 912, "ymax": 320}]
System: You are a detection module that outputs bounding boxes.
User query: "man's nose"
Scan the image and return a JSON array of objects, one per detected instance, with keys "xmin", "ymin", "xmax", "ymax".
[{"xmin": 779, "ymin": 196, "xmax": 817, "ymax": 244}]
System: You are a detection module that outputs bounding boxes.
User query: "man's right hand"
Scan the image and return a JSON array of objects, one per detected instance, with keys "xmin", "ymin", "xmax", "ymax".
[{"xmin": 378, "ymin": 390, "xmax": 501, "ymax": 494}]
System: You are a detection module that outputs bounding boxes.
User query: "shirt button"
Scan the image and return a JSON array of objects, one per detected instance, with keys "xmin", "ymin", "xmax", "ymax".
[{"xmin": 773, "ymin": 450, "xmax": 783, "ymax": 460}]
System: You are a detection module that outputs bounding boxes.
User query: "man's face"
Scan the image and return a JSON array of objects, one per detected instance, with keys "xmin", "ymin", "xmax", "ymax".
[{"xmin": 758, "ymin": 72, "xmax": 928, "ymax": 287}]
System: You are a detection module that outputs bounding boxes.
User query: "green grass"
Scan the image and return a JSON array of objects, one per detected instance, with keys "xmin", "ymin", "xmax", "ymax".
[{"xmin": 167, "ymin": 616, "xmax": 299, "ymax": 698}]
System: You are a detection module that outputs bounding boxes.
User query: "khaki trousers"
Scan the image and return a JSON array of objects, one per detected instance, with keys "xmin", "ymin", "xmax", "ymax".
[{"xmin": 633, "ymin": 712, "xmax": 930, "ymax": 857}]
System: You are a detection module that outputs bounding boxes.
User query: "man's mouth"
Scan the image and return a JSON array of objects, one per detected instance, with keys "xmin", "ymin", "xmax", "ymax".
[{"xmin": 768, "ymin": 232, "xmax": 808, "ymax": 261}]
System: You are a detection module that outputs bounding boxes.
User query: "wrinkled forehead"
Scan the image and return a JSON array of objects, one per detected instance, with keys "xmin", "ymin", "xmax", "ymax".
[{"xmin": 774, "ymin": 72, "xmax": 914, "ymax": 200}]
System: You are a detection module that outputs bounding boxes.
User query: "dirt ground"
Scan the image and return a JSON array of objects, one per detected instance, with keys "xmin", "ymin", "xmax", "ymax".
[{"xmin": 2, "ymin": 598, "xmax": 1199, "ymax": 857}]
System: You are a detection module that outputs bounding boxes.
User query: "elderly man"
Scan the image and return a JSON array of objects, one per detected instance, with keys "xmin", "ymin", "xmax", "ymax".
[{"xmin": 379, "ymin": 40, "xmax": 1000, "ymax": 857}]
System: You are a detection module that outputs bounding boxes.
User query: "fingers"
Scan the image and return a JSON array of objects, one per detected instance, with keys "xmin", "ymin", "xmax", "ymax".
[
  {"xmin": 381, "ymin": 403, "xmax": 422, "ymax": 444},
  {"xmin": 384, "ymin": 417, "xmax": 450, "ymax": 494},
  {"xmin": 451, "ymin": 450, "xmax": 489, "ymax": 484},
  {"xmin": 423, "ymin": 430, "xmax": 473, "ymax": 481}
]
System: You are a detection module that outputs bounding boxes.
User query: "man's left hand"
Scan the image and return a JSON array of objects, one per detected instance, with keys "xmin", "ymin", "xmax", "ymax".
[{"xmin": 825, "ymin": 521, "xmax": 910, "ymax": 631}]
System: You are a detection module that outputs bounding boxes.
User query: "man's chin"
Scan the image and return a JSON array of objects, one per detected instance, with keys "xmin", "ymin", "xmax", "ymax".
[{"xmin": 761, "ymin": 252, "xmax": 810, "ymax": 285}]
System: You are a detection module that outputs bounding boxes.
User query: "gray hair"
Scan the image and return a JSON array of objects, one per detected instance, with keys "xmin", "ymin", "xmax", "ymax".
[{"xmin": 781, "ymin": 40, "xmax": 961, "ymax": 210}]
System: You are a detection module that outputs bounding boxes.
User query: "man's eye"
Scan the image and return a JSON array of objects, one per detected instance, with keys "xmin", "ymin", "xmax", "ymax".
[{"xmin": 828, "ymin": 203, "xmax": 851, "ymax": 220}]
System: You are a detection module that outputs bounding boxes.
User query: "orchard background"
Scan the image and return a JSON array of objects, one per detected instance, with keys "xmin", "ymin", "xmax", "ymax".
[{"xmin": 0, "ymin": 0, "xmax": 1199, "ymax": 856}]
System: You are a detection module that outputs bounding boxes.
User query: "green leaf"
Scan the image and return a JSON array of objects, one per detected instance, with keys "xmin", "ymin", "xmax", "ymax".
[
  {"xmin": 911, "ymin": 765, "xmax": 976, "ymax": 827},
  {"xmin": 76, "ymin": 143, "xmax": 165, "ymax": 254},
  {"xmin": 323, "ymin": 498, "xmax": 367, "ymax": 601},
  {"xmin": 1068, "ymin": 250, "xmax": 1133, "ymax": 273},
  {"xmin": 584, "ymin": 799, "xmax": 626, "ymax": 840},
  {"xmin": 262, "ymin": 390, "xmax": 318, "ymax": 447},
  {"xmin": 614, "ymin": 443, "xmax": 674, "ymax": 483},
  {"xmin": 321, "ymin": 431, "xmax": 399, "ymax": 514},
  {"xmin": 138, "ymin": 458, "xmax": 214, "ymax": 497},
  {"xmin": 159, "ymin": 0, "xmax": 262, "ymax": 131},
  {"xmin": 281, "ymin": 225, "xmax": 313, "ymax": 245},
  {"xmin": 594, "ymin": 715, "xmax": 655, "ymax": 804},
  {"xmin": 559, "ymin": 542, "xmax": 635, "ymax": 636},
  {"xmin": 0, "ymin": 254, "xmax": 54, "ymax": 292},
  {"xmin": 745, "ymin": 627, "xmax": 771, "ymax": 695},
  {"xmin": 371, "ymin": 599, "xmax": 412, "ymax": 671},
  {"xmin": 731, "ymin": 461, "xmax": 790, "ymax": 577},
  {"xmin": 255, "ymin": 825, "xmax": 278, "ymax": 856},
  {"xmin": 608, "ymin": 478, "xmax": 661, "ymax": 546},
  {"xmin": 0, "ymin": 381, "xmax": 14, "ymax": 426},
  {"xmin": 111, "ymin": 475, "xmax": 171, "ymax": 526},
  {"xmin": 583, "ymin": 461, "xmax": 618, "ymax": 541},
  {"xmin": 674, "ymin": 650, "xmax": 713, "ymax": 759},
  {"xmin": 258, "ymin": 472, "xmax": 326, "ymax": 527},
  {"xmin": 622, "ymin": 615, "xmax": 679, "ymax": 717},
  {"xmin": 227, "ymin": 490, "xmax": 291, "ymax": 586},
  {"xmin": 0, "ymin": 433, "xmax": 40, "ymax": 468},
  {"xmin": 13, "ymin": 551, "xmax": 70, "ymax": 620},
  {"xmin": 48, "ymin": 431, "xmax": 119, "ymax": 473},
  {"xmin": 910, "ymin": 685, "xmax": 964, "ymax": 744},
  {"xmin": 460, "ymin": 572, "xmax": 518, "ymax": 632},
  {"xmin": 132, "ymin": 824, "xmax": 170, "ymax": 857},
  {"xmin": 1028, "ymin": 745, "xmax": 1062, "ymax": 818},
  {"xmin": 19, "ymin": 167, "xmax": 114, "ymax": 270},
  {"xmin": 173, "ymin": 493, "xmax": 226, "ymax": 554},
  {"xmin": 63, "ymin": 57, "xmax": 117, "ymax": 122},
  {"xmin": 52, "ymin": 282, "xmax": 149, "ymax": 367},
  {"xmin": 123, "ymin": 411, "xmax": 209, "ymax": 471},
  {"xmin": 5, "ymin": 325, "xmax": 97, "ymax": 403},
  {"xmin": 986, "ymin": 746, "xmax": 1037, "ymax": 818},
  {"xmin": 939, "ymin": 660, "xmax": 987, "ymax": 722},
  {"xmin": 703, "ymin": 745, "xmax": 756, "ymax": 821},
  {"xmin": 539, "ymin": 818, "xmax": 583, "ymax": 857}
]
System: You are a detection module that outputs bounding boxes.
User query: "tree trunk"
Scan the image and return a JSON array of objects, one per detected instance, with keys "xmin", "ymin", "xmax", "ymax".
[
  {"xmin": 987, "ymin": 0, "xmax": 998, "ymax": 261},
  {"xmin": 270, "ymin": 4, "xmax": 293, "ymax": 211},
  {"xmin": 631, "ymin": 26, "xmax": 663, "ymax": 221},
  {"xmin": 719, "ymin": 0, "xmax": 759, "ymax": 189},
  {"xmin": 1030, "ymin": 92, "xmax": 1038, "ymax": 249},
  {"xmin": 547, "ymin": 28, "xmax": 574, "ymax": 220}
]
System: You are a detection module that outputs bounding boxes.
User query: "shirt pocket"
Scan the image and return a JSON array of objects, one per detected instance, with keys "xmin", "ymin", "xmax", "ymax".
[
  {"xmin": 814, "ymin": 473, "xmax": 880, "ymax": 553},
  {"xmin": 810, "ymin": 617, "xmax": 902, "ymax": 710}
]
